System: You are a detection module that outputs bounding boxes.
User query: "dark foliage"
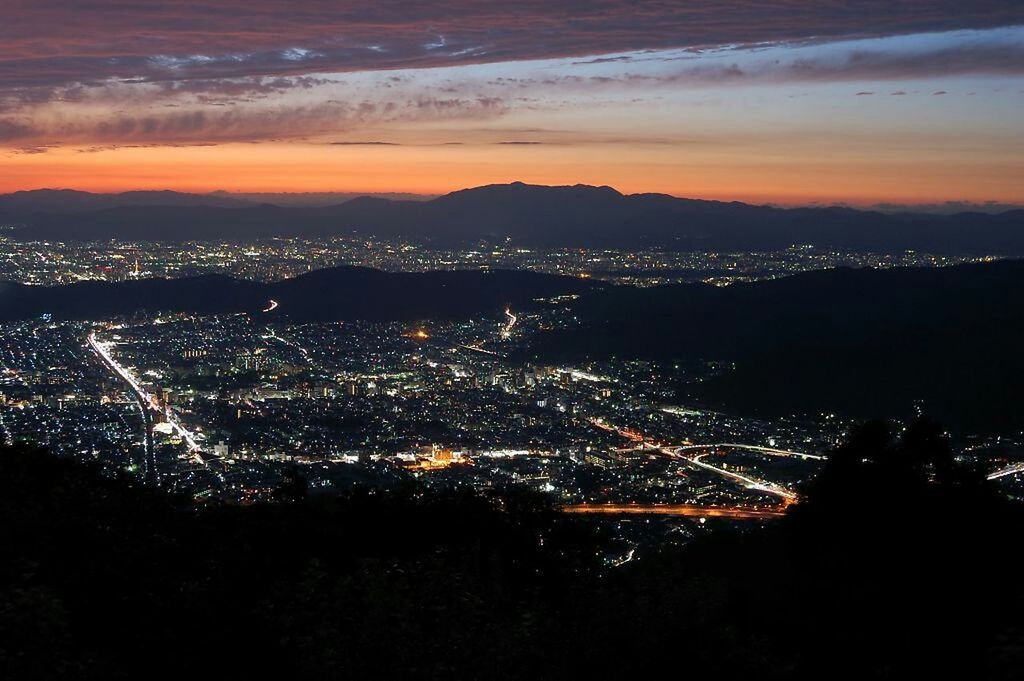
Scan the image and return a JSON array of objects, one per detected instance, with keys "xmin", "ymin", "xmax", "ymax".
[
  {"xmin": 3, "ymin": 421, "xmax": 1024, "ymax": 679},
  {"xmin": 0, "ymin": 267, "xmax": 599, "ymax": 322},
  {"xmin": 529, "ymin": 259, "xmax": 1024, "ymax": 431}
]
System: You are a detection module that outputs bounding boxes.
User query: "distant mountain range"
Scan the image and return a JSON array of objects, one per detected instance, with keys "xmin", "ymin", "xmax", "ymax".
[
  {"xmin": 0, "ymin": 267, "xmax": 600, "ymax": 323},
  {"xmin": 528, "ymin": 258, "xmax": 1024, "ymax": 432},
  {"xmin": 3, "ymin": 183, "xmax": 1023, "ymax": 254},
  {"xmin": 0, "ymin": 188, "xmax": 433, "ymax": 215},
  {"xmin": 0, "ymin": 189, "xmax": 258, "ymax": 213}
]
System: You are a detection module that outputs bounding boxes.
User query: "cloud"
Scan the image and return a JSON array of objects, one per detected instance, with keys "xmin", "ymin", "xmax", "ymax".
[
  {"xmin": 329, "ymin": 141, "xmax": 400, "ymax": 146},
  {"xmin": 0, "ymin": 95, "xmax": 510, "ymax": 147},
  {"xmin": 1, "ymin": 1, "xmax": 1022, "ymax": 91},
  {"xmin": 1, "ymin": 10, "xmax": 1022, "ymax": 150},
  {"xmin": 0, "ymin": 117, "xmax": 37, "ymax": 142}
]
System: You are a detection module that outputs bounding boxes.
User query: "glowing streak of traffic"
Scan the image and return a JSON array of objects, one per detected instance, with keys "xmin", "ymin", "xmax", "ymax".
[
  {"xmin": 680, "ymin": 451, "xmax": 798, "ymax": 501},
  {"xmin": 459, "ymin": 343, "xmax": 501, "ymax": 357},
  {"xmin": 562, "ymin": 504, "xmax": 787, "ymax": 519},
  {"xmin": 589, "ymin": 417, "xmax": 804, "ymax": 504},
  {"xmin": 675, "ymin": 443, "xmax": 824, "ymax": 460},
  {"xmin": 88, "ymin": 331, "xmax": 206, "ymax": 464},
  {"xmin": 987, "ymin": 463, "xmax": 1024, "ymax": 480},
  {"xmin": 265, "ymin": 330, "xmax": 312, "ymax": 363},
  {"xmin": 500, "ymin": 307, "xmax": 517, "ymax": 340},
  {"xmin": 262, "ymin": 299, "xmax": 279, "ymax": 313}
]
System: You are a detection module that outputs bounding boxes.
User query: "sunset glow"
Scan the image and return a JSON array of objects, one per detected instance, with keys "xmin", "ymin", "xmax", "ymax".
[{"xmin": 2, "ymin": 2, "xmax": 1022, "ymax": 204}]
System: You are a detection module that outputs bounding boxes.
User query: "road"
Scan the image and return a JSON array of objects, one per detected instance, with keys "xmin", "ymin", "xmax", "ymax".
[
  {"xmin": 499, "ymin": 307, "xmax": 517, "ymax": 339},
  {"xmin": 265, "ymin": 329, "xmax": 312, "ymax": 364},
  {"xmin": 678, "ymin": 450, "xmax": 799, "ymax": 502},
  {"xmin": 988, "ymin": 462, "xmax": 1024, "ymax": 480},
  {"xmin": 88, "ymin": 331, "xmax": 206, "ymax": 466},
  {"xmin": 88, "ymin": 333, "xmax": 158, "ymax": 479},
  {"xmin": 459, "ymin": 343, "xmax": 501, "ymax": 357},
  {"xmin": 674, "ymin": 443, "xmax": 824, "ymax": 461},
  {"xmin": 562, "ymin": 503, "xmax": 787, "ymax": 519},
  {"xmin": 588, "ymin": 418, "xmax": 805, "ymax": 503}
]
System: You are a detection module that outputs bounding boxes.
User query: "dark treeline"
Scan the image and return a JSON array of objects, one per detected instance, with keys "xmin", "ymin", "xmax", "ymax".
[
  {"xmin": 528, "ymin": 259, "xmax": 1024, "ymax": 432},
  {"xmin": 3, "ymin": 419, "xmax": 1024, "ymax": 680},
  {"xmin": 0, "ymin": 267, "xmax": 599, "ymax": 322}
]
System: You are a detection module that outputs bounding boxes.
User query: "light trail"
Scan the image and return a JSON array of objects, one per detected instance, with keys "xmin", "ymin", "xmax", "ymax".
[
  {"xmin": 610, "ymin": 548, "xmax": 637, "ymax": 567},
  {"xmin": 265, "ymin": 330, "xmax": 312, "ymax": 364},
  {"xmin": 987, "ymin": 462, "xmax": 1024, "ymax": 480},
  {"xmin": 680, "ymin": 450, "xmax": 799, "ymax": 502},
  {"xmin": 675, "ymin": 443, "xmax": 824, "ymax": 461},
  {"xmin": 88, "ymin": 332, "xmax": 206, "ymax": 465},
  {"xmin": 499, "ymin": 307, "xmax": 517, "ymax": 340},
  {"xmin": 562, "ymin": 503, "xmax": 787, "ymax": 519},
  {"xmin": 458, "ymin": 343, "xmax": 501, "ymax": 357},
  {"xmin": 587, "ymin": 417, "xmax": 802, "ymax": 503},
  {"xmin": 262, "ymin": 299, "xmax": 279, "ymax": 313}
]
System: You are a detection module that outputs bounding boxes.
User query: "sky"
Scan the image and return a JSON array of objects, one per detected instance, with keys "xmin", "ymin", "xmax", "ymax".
[{"xmin": 1, "ymin": 1, "xmax": 1022, "ymax": 204}]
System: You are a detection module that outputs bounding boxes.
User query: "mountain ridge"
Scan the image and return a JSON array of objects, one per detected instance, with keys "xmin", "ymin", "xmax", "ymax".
[
  {"xmin": 2, "ymin": 182, "xmax": 1023, "ymax": 254},
  {"xmin": 0, "ymin": 266, "xmax": 601, "ymax": 322}
]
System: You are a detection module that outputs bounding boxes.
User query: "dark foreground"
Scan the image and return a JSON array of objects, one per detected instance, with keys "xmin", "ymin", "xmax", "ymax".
[{"xmin": 2, "ymin": 420, "xmax": 1023, "ymax": 680}]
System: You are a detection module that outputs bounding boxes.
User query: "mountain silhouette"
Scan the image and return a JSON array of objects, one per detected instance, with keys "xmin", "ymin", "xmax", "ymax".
[
  {"xmin": 4, "ymin": 182, "xmax": 1024, "ymax": 253},
  {"xmin": 528, "ymin": 259, "xmax": 1024, "ymax": 431},
  {"xmin": 0, "ymin": 266, "xmax": 600, "ymax": 322}
]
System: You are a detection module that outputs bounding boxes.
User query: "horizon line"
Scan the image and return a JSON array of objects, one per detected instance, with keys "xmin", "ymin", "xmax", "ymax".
[{"xmin": 2, "ymin": 182, "xmax": 1022, "ymax": 213}]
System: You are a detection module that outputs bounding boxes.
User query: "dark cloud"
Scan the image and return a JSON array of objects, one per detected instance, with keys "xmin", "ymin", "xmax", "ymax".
[
  {"xmin": 1, "ymin": 1, "xmax": 1021, "ymax": 90},
  {"xmin": 0, "ymin": 96, "xmax": 509, "ymax": 146},
  {"xmin": 0, "ymin": 117, "xmax": 37, "ymax": 142}
]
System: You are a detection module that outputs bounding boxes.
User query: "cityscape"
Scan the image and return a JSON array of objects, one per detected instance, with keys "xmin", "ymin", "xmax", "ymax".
[
  {"xmin": 3, "ymin": 1, "xmax": 1024, "ymax": 678},
  {"xmin": 3, "ymin": 239, "xmax": 1023, "ymax": 559}
]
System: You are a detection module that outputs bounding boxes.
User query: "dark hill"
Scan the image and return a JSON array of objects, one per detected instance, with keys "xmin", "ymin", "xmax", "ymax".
[
  {"xmin": 7, "ymin": 182, "xmax": 1024, "ymax": 254},
  {"xmin": 3, "ymin": 421, "xmax": 1022, "ymax": 679},
  {"xmin": 0, "ymin": 266, "xmax": 600, "ymax": 322},
  {"xmin": 528, "ymin": 259, "xmax": 1024, "ymax": 432},
  {"xmin": 0, "ymin": 188, "xmax": 257, "ymax": 215}
]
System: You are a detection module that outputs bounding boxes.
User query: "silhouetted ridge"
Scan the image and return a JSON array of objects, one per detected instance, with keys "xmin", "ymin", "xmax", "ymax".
[
  {"xmin": 3, "ymin": 419, "xmax": 1023, "ymax": 679},
  {"xmin": 528, "ymin": 259, "xmax": 1024, "ymax": 431},
  {"xmin": 6, "ymin": 183, "xmax": 1024, "ymax": 253},
  {"xmin": 0, "ymin": 266, "xmax": 600, "ymax": 322}
]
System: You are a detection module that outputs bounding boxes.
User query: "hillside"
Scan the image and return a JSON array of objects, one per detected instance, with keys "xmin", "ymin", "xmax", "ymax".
[
  {"xmin": 2, "ymin": 424, "xmax": 1021, "ymax": 679},
  {"xmin": 5, "ymin": 183, "xmax": 1024, "ymax": 254},
  {"xmin": 528, "ymin": 259, "xmax": 1024, "ymax": 431},
  {"xmin": 0, "ymin": 266, "xmax": 600, "ymax": 322}
]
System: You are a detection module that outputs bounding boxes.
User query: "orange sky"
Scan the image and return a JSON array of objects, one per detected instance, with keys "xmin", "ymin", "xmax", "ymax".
[
  {"xmin": 1, "ymin": 11, "xmax": 1022, "ymax": 206},
  {"xmin": 3, "ymin": 135, "xmax": 1022, "ymax": 206}
]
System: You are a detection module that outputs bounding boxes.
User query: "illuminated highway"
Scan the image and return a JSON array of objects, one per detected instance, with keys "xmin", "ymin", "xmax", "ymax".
[
  {"xmin": 562, "ymin": 503, "xmax": 787, "ymax": 519},
  {"xmin": 459, "ymin": 343, "xmax": 501, "ymax": 357},
  {"xmin": 88, "ymin": 331, "xmax": 206, "ymax": 465},
  {"xmin": 262, "ymin": 299, "xmax": 279, "ymax": 313},
  {"xmin": 677, "ymin": 450, "xmax": 799, "ymax": 502},
  {"xmin": 265, "ymin": 330, "xmax": 312, "ymax": 364},
  {"xmin": 589, "ymin": 418, "xmax": 805, "ymax": 503},
  {"xmin": 987, "ymin": 462, "xmax": 1024, "ymax": 480},
  {"xmin": 499, "ymin": 307, "xmax": 517, "ymax": 339},
  {"xmin": 675, "ymin": 443, "xmax": 824, "ymax": 461}
]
